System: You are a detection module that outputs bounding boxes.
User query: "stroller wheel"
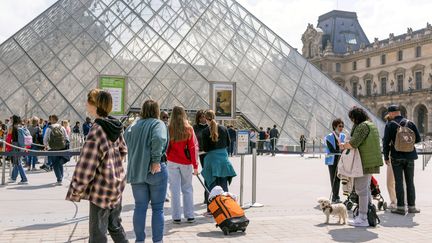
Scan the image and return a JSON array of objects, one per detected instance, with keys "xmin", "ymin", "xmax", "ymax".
[
  {"xmin": 346, "ymin": 201, "xmax": 354, "ymax": 210},
  {"xmin": 383, "ymin": 202, "xmax": 388, "ymax": 210},
  {"xmin": 378, "ymin": 201, "xmax": 384, "ymax": 210}
]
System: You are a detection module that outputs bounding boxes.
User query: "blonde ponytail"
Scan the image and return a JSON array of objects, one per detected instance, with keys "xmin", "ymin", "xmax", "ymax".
[{"xmin": 205, "ymin": 110, "xmax": 219, "ymax": 142}]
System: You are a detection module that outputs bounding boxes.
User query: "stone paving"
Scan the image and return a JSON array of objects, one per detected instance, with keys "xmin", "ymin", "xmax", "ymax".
[{"xmin": 1, "ymin": 154, "xmax": 431, "ymax": 243}]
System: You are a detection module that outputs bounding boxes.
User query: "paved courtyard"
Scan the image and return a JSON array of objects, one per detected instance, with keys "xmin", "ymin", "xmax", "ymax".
[{"xmin": 0, "ymin": 154, "xmax": 431, "ymax": 243}]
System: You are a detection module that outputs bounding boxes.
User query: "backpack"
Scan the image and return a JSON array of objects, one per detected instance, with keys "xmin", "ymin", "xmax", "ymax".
[
  {"xmin": 18, "ymin": 127, "xmax": 33, "ymax": 147},
  {"xmin": 392, "ymin": 119, "xmax": 416, "ymax": 152},
  {"xmin": 48, "ymin": 124, "xmax": 66, "ymax": 150},
  {"xmin": 367, "ymin": 203, "xmax": 380, "ymax": 227}
]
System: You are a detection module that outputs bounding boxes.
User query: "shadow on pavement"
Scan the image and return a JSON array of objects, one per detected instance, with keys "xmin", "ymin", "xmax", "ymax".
[
  {"xmin": 6, "ymin": 216, "xmax": 88, "ymax": 231},
  {"xmin": 7, "ymin": 183, "xmax": 57, "ymax": 190},
  {"xmin": 328, "ymin": 228, "xmax": 378, "ymax": 242},
  {"xmin": 197, "ymin": 231, "xmax": 246, "ymax": 238},
  {"xmin": 378, "ymin": 211, "xmax": 419, "ymax": 228}
]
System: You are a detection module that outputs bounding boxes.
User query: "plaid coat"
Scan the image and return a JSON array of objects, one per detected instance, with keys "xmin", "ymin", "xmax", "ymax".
[{"xmin": 66, "ymin": 123, "xmax": 127, "ymax": 209}]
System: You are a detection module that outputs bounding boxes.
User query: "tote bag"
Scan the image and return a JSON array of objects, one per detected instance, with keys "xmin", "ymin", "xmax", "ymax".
[{"xmin": 337, "ymin": 148, "xmax": 363, "ymax": 178}]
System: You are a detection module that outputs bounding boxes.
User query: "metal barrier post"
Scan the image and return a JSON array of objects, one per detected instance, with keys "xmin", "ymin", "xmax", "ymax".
[
  {"xmin": 251, "ymin": 148, "xmax": 263, "ymax": 207},
  {"xmin": 239, "ymin": 154, "xmax": 250, "ymax": 209},
  {"xmin": 1, "ymin": 140, "xmax": 5, "ymax": 185},
  {"xmin": 423, "ymin": 141, "xmax": 426, "ymax": 171}
]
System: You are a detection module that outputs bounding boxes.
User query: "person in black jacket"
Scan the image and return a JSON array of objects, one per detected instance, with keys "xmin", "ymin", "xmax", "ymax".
[
  {"xmin": 383, "ymin": 104, "xmax": 421, "ymax": 215},
  {"xmin": 193, "ymin": 110, "xmax": 209, "ymax": 203}
]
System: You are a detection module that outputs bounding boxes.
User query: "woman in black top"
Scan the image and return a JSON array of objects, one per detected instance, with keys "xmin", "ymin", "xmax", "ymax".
[{"xmin": 201, "ymin": 110, "xmax": 236, "ymax": 195}]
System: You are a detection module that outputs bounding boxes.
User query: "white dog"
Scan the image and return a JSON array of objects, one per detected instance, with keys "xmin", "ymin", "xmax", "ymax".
[{"xmin": 317, "ymin": 198, "xmax": 348, "ymax": 224}]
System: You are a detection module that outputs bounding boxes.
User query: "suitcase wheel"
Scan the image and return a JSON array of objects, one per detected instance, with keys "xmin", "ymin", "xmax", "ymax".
[{"xmin": 222, "ymin": 227, "xmax": 230, "ymax": 235}]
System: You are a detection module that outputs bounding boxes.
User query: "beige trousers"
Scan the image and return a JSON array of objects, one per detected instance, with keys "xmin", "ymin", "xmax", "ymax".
[{"xmin": 387, "ymin": 164, "xmax": 397, "ymax": 205}]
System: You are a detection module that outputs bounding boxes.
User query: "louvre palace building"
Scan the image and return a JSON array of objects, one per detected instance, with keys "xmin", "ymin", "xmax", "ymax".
[{"xmin": 302, "ymin": 10, "xmax": 432, "ymax": 136}]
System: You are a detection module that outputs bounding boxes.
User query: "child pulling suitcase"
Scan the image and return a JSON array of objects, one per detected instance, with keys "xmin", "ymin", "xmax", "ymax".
[{"xmin": 196, "ymin": 174, "xmax": 249, "ymax": 235}]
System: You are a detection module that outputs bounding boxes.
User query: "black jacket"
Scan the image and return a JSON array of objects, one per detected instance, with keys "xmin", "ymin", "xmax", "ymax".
[
  {"xmin": 382, "ymin": 116, "xmax": 421, "ymax": 161},
  {"xmin": 193, "ymin": 123, "xmax": 208, "ymax": 152},
  {"xmin": 202, "ymin": 125, "xmax": 230, "ymax": 152}
]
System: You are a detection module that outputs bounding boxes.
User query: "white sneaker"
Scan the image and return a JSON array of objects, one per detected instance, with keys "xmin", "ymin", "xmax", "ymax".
[{"xmin": 349, "ymin": 217, "xmax": 369, "ymax": 227}]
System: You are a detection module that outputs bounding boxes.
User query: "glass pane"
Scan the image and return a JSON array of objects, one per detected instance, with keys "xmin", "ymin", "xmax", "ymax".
[
  {"xmin": 9, "ymin": 55, "xmax": 39, "ymax": 84},
  {"xmin": 28, "ymin": 41, "xmax": 55, "ymax": 67},
  {"xmin": 41, "ymin": 57, "xmax": 69, "ymax": 84},
  {"xmin": 0, "ymin": 70, "xmax": 21, "ymax": 99}
]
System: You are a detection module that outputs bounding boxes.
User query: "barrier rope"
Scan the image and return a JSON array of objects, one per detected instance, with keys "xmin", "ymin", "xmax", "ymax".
[{"xmin": 0, "ymin": 139, "xmax": 81, "ymax": 153}]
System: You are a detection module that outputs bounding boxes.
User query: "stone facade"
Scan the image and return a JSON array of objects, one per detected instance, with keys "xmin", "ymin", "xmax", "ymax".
[{"xmin": 302, "ymin": 17, "xmax": 432, "ymax": 135}]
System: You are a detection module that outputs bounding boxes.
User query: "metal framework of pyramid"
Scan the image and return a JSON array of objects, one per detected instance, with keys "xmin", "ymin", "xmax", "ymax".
[{"xmin": 0, "ymin": 0, "xmax": 384, "ymax": 145}]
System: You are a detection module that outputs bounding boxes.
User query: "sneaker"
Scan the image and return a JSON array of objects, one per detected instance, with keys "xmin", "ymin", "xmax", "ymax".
[
  {"xmin": 7, "ymin": 178, "xmax": 16, "ymax": 183},
  {"xmin": 18, "ymin": 180, "xmax": 28, "ymax": 185},
  {"xmin": 173, "ymin": 219, "xmax": 181, "ymax": 224},
  {"xmin": 391, "ymin": 208, "xmax": 406, "ymax": 215},
  {"xmin": 203, "ymin": 212, "xmax": 213, "ymax": 218},
  {"xmin": 55, "ymin": 181, "xmax": 62, "ymax": 186},
  {"xmin": 348, "ymin": 217, "xmax": 369, "ymax": 227},
  {"xmin": 388, "ymin": 203, "xmax": 397, "ymax": 210},
  {"xmin": 408, "ymin": 207, "xmax": 420, "ymax": 214},
  {"xmin": 187, "ymin": 218, "xmax": 195, "ymax": 223},
  {"xmin": 332, "ymin": 199, "xmax": 342, "ymax": 204}
]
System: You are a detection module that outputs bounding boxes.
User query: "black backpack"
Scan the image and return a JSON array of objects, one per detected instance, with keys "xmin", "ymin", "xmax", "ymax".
[
  {"xmin": 353, "ymin": 203, "xmax": 380, "ymax": 227},
  {"xmin": 367, "ymin": 203, "xmax": 380, "ymax": 227}
]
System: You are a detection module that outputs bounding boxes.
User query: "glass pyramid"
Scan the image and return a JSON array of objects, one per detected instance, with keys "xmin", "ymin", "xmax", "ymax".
[{"xmin": 0, "ymin": 0, "xmax": 384, "ymax": 145}]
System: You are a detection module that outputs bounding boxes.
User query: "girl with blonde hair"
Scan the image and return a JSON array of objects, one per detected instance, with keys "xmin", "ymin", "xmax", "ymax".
[{"xmin": 166, "ymin": 106, "xmax": 199, "ymax": 223}]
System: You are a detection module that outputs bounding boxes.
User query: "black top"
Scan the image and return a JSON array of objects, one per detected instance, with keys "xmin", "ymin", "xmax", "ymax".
[
  {"xmin": 326, "ymin": 133, "xmax": 341, "ymax": 164},
  {"xmin": 269, "ymin": 128, "xmax": 279, "ymax": 139},
  {"xmin": 202, "ymin": 125, "xmax": 230, "ymax": 152},
  {"xmin": 258, "ymin": 131, "xmax": 266, "ymax": 140},
  {"xmin": 228, "ymin": 127, "xmax": 237, "ymax": 141},
  {"xmin": 382, "ymin": 115, "xmax": 421, "ymax": 161},
  {"xmin": 193, "ymin": 123, "xmax": 208, "ymax": 152}
]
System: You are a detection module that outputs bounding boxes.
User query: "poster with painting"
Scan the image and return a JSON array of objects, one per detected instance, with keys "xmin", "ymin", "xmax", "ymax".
[{"xmin": 209, "ymin": 82, "xmax": 236, "ymax": 120}]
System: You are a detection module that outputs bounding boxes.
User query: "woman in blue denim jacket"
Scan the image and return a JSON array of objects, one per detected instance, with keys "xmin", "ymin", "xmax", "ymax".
[{"xmin": 124, "ymin": 100, "xmax": 168, "ymax": 243}]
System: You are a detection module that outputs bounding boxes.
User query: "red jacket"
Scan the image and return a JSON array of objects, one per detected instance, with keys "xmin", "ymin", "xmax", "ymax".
[{"xmin": 166, "ymin": 127, "xmax": 199, "ymax": 169}]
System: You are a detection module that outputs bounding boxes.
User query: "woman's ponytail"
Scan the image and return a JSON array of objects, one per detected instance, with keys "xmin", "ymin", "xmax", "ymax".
[{"xmin": 205, "ymin": 110, "xmax": 219, "ymax": 142}]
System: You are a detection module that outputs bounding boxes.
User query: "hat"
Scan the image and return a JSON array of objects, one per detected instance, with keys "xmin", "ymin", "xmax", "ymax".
[{"xmin": 387, "ymin": 105, "xmax": 400, "ymax": 112}]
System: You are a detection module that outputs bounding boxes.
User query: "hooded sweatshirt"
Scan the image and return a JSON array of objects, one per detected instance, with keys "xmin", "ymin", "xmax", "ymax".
[
  {"xmin": 66, "ymin": 116, "xmax": 127, "ymax": 209},
  {"xmin": 95, "ymin": 116, "xmax": 123, "ymax": 142}
]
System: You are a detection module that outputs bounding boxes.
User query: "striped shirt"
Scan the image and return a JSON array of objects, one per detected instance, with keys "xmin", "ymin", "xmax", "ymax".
[{"xmin": 66, "ymin": 124, "xmax": 127, "ymax": 209}]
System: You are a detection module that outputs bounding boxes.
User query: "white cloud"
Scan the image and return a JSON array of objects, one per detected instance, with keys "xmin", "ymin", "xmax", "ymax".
[{"xmin": 1, "ymin": 0, "xmax": 431, "ymax": 52}]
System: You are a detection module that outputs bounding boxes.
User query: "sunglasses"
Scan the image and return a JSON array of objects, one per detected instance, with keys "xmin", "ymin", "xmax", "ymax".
[
  {"xmin": 338, "ymin": 125, "xmax": 344, "ymax": 128},
  {"xmin": 162, "ymin": 116, "xmax": 169, "ymax": 119}
]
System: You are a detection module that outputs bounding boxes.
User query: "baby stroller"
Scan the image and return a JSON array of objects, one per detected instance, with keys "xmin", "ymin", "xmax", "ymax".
[{"xmin": 343, "ymin": 176, "xmax": 387, "ymax": 211}]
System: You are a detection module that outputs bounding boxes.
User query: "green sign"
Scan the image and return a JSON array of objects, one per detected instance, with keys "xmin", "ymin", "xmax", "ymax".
[{"xmin": 98, "ymin": 76, "xmax": 127, "ymax": 116}]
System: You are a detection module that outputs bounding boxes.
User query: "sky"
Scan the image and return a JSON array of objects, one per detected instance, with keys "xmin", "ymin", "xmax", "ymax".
[{"xmin": 1, "ymin": 0, "xmax": 432, "ymax": 51}]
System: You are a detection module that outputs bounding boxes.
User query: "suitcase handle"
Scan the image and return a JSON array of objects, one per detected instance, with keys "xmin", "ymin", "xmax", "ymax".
[{"xmin": 195, "ymin": 174, "xmax": 211, "ymax": 194}]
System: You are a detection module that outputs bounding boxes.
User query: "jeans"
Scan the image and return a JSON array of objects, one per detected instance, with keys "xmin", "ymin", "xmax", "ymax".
[
  {"xmin": 229, "ymin": 140, "xmax": 236, "ymax": 156},
  {"xmin": 168, "ymin": 162, "xmax": 194, "ymax": 220},
  {"xmin": 354, "ymin": 174, "xmax": 372, "ymax": 215},
  {"xmin": 27, "ymin": 145, "xmax": 39, "ymax": 169},
  {"xmin": 89, "ymin": 202, "xmax": 128, "ymax": 243},
  {"xmin": 49, "ymin": 156, "xmax": 64, "ymax": 182},
  {"xmin": 328, "ymin": 161, "xmax": 340, "ymax": 201},
  {"xmin": 392, "ymin": 159, "xmax": 416, "ymax": 208},
  {"xmin": 131, "ymin": 163, "xmax": 168, "ymax": 243},
  {"xmin": 11, "ymin": 157, "xmax": 28, "ymax": 182},
  {"xmin": 270, "ymin": 138, "xmax": 277, "ymax": 155}
]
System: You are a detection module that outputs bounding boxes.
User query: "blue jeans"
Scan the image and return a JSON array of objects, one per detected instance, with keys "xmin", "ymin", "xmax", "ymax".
[
  {"xmin": 11, "ymin": 157, "xmax": 28, "ymax": 182},
  {"xmin": 392, "ymin": 159, "xmax": 416, "ymax": 207},
  {"xmin": 49, "ymin": 156, "xmax": 64, "ymax": 182},
  {"xmin": 131, "ymin": 163, "xmax": 168, "ymax": 243}
]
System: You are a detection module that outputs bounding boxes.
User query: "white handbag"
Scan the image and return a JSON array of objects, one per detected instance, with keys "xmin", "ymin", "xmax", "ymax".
[{"xmin": 337, "ymin": 148, "xmax": 364, "ymax": 178}]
